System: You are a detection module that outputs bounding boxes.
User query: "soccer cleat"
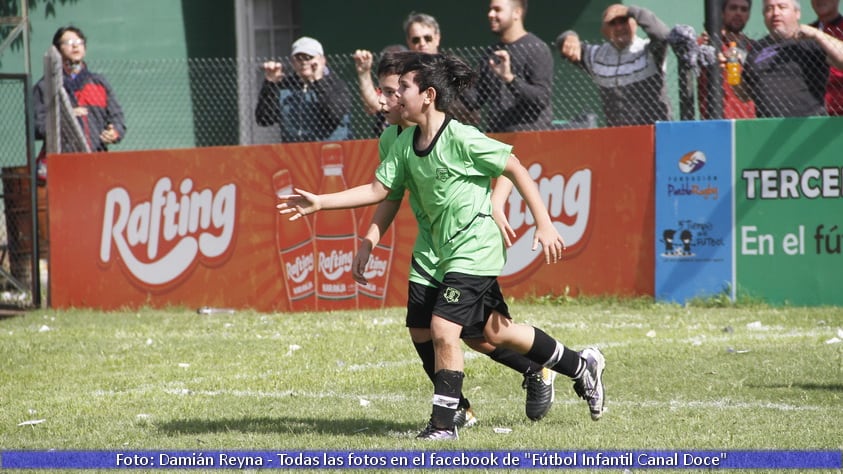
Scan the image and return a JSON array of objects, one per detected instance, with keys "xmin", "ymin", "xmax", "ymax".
[
  {"xmin": 416, "ymin": 420, "xmax": 458, "ymax": 440},
  {"xmin": 573, "ymin": 347, "xmax": 606, "ymax": 421},
  {"xmin": 453, "ymin": 406, "xmax": 478, "ymax": 429},
  {"xmin": 522, "ymin": 367, "xmax": 556, "ymax": 421}
]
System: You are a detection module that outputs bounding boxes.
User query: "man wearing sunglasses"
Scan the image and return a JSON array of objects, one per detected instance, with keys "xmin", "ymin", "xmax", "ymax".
[
  {"xmin": 256, "ymin": 36, "xmax": 353, "ymax": 142},
  {"xmin": 555, "ymin": 4, "xmax": 672, "ymax": 127},
  {"xmin": 404, "ymin": 12, "xmax": 442, "ymax": 54}
]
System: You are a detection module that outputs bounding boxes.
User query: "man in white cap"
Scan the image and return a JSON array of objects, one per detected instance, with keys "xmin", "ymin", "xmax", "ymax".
[
  {"xmin": 555, "ymin": 4, "xmax": 672, "ymax": 126},
  {"xmin": 255, "ymin": 36, "xmax": 353, "ymax": 142}
]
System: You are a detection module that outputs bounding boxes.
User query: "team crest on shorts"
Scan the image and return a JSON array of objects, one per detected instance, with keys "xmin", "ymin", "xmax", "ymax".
[
  {"xmin": 436, "ymin": 168, "xmax": 451, "ymax": 182},
  {"xmin": 443, "ymin": 287, "xmax": 460, "ymax": 303}
]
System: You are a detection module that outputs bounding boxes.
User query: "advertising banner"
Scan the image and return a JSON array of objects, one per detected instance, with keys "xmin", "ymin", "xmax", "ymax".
[
  {"xmin": 48, "ymin": 127, "xmax": 654, "ymax": 312},
  {"xmin": 654, "ymin": 121, "xmax": 734, "ymax": 303},
  {"xmin": 735, "ymin": 117, "xmax": 843, "ymax": 306}
]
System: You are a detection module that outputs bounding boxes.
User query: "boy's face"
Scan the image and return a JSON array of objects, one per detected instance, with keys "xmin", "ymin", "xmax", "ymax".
[
  {"xmin": 397, "ymin": 71, "xmax": 427, "ymax": 122},
  {"xmin": 377, "ymin": 73, "xmax": 403, "ymax": 125}
]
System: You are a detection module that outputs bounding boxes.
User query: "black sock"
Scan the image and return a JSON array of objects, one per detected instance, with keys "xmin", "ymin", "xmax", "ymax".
[
  {"xmin": 487, "ymin": 347, "xmax": 543, "ymax": 374},
  {"xmin": 525, "ymin": 327, "xmax": 583, "ymax": 378},
  {"xmin": 431, "ymin": 369, "xmax": 464, "ymax": 430},
  {"xmin": 414, "ymin": 340, "xmax": 470, "ymax": 408},
  {"xmin": 413, "ymin": 340, "xmax": 436, "ymax": 383}
]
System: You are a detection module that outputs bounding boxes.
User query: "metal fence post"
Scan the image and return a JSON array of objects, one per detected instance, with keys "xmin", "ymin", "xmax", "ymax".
[{"xmin": 704, "ymin": 0, "xmax": 725, "ymax": 119}]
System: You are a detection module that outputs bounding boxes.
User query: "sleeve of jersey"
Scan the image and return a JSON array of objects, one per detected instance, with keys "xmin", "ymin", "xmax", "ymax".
[
  {"xmin": 375, "ymin": 140, "xmax": 406, "ymax": 201},
  {"xmin": 460, "ymin": 123, "xmax": 512, "ymax": 177}
]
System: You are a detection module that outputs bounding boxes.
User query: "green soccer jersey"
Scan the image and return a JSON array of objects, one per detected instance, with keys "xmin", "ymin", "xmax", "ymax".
[
  {"xmin": 378, "ymin": 125, "xmax": 439, "ymax": 287},
  {"xmin": 376, "ymin": 118, "xmax": 511, "ymax": 279}
]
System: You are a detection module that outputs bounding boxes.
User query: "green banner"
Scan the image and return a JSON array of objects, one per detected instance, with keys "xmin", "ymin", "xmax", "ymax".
[{"xmin": 735, "ymin": 117, "xmax": 843, "ymax": 305}]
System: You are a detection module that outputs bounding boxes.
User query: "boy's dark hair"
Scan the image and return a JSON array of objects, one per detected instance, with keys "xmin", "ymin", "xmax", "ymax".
[
  {"xmin": 52, "ymin": 25, "xmax": 86, "ymax": 49},
  {"xmin": 401, "ymin": 53, "xmax": 475, "ymax": 113},
  {"xmin": 376, "ymin": 50, "xmax": 420, "ymax": 78}
]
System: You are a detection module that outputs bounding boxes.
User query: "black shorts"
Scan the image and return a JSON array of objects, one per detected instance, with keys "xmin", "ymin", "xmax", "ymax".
[
  {"xmin": 405, "ymin": 277, "xmax": 505, "ymax": 340},
  {"xmin": 431, "ymin": 272, "xmax": 510, "ymax": 334}
]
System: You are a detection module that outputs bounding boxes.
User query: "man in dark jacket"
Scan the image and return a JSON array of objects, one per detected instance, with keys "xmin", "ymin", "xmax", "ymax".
[
  {"xmin": 460, "ymin": 0, "xmax": 554, "ymax": 133},
  {"xmin": 255, "ymin": 36, "xmax": 353, "ymax": 143}
]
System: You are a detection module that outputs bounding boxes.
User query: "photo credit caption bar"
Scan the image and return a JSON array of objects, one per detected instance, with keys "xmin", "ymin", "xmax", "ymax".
[{"xmin": 1, "ymin": 450, "xmax": 841, "ymax": 469}]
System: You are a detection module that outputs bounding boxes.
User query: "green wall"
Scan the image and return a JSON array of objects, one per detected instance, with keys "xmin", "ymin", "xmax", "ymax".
[{"xmin": 0, "ymin": 0, "xmax": 235, "ymax": 150}]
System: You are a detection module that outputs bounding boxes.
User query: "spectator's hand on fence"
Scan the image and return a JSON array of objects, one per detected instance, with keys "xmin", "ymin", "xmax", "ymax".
[
  {"xmin": 353, "ymin": 50, "xmax": 374, "ymax": 76},
  {"xmin": 560, "ymin": 35, "xmax": 582, "ymax": 62},
  {"xmin": 100, "ymin": 124, "xmax": 119, "ymax": 144},
  {"xmin": 72, "ymin": 106, "xmax": 88, "ymax": 117},
  {"xmin": 489, "ymin": 50, "xmax": 515, "ymax": 83},
  {"xmin": 262, "ymin": 61, "xmax": 284, "ymax": 83}
]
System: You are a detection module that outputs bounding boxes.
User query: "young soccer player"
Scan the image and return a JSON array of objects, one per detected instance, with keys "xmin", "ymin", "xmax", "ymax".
[
  {"xmin": 353, "ymin": 50, "xmax": 556, "ymax": 425},
  {"xmin": 278, "ymin": 53, "xmax": 605, "ymax": 440}
]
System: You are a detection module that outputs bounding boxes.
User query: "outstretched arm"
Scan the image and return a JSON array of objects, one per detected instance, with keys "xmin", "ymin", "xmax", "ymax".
[
  {"xmin": 500, "ymin": 154, "xmax": 565, "ymax": 263},
  {"xmin": 277, "ymin": 179, "xmax": 390, "ymax": 221},
  {"xmin": 800, "ymin": 24, "xmax": 843, "ymax": 70}
]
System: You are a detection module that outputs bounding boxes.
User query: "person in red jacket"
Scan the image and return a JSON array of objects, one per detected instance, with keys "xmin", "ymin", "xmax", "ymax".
[
  {"xmin": 34, "ymin": 25, "xmax": 127, "ymax": 154},
  {"xmin": 810, "ymin": 0, "xmax": 843, "ymax": 115}
]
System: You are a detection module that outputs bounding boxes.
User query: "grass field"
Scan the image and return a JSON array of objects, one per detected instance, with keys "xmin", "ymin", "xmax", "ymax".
[{"xmin": 1, "ymin": 298, "xmax": 841, "ymax": 473}]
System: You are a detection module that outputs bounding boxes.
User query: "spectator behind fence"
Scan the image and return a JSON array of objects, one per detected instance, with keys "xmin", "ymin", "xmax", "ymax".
[
  {"xmin": 460, "ymin": 0, "xmax": 554, "ymax": 132},
  {"xmin": 556, "ymin": 4, "xmax": 672, "ymax": 126},
  {"xmin": 255, "ymin": 36, "xmax": 353, "ymax": 142},
  {"xmin": 736, "ymin": 0, "xmax": 843, "ymax": 117},
  {"xmin": 810, "ymin": 0, "xmax": 843, "ymax": 114},
  {"xmin": 404, "ymin": 12, "xmax": 441, "ymax": 54},
  {"xmin": 698, "ymin": 0, "xmax": 757, "ymax": 119},
  {"xmin": 353, "ymin": 12, "xmax": 443, "ymax": 135},
  {"xmin": 34, "ymin": 25, "xmax": 126, "ymax": 155}
]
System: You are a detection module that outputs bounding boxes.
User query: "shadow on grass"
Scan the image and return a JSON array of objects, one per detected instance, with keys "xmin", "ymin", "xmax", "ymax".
[
  {"xmin": 749, "ymin": 382, "xmax": 843, "ymax": 392},
  {"xmin": 157, "ymin": 416, "xmax": 418, "ymax": 438}
]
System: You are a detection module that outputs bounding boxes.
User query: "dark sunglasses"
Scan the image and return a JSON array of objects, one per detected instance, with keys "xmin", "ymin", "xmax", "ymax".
[{"xmin": 411, "ymin": 35, "xmax": 434, "ymax": 45}]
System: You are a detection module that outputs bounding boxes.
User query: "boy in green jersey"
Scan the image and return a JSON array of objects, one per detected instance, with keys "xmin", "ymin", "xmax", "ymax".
[
  {"xmin": 279, "ymin": 53, "xmax": 605, "ymax": 440},
  {"xmin": 352, "ymin": 50, "xmax": 556, "ymax": 425}
]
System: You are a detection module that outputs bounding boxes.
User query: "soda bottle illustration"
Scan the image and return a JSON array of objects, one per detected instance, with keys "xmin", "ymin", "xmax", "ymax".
[
  {"xmin": 314, "ymin": 144, "xmax": 358, "ymax": 309},
  {"xmin": 356, "ymin": 205, "xmax": 395, "ymax": 307},
  {"xmin": 273, "ymin": 169, "xmax": 316, "ymax": 311}
]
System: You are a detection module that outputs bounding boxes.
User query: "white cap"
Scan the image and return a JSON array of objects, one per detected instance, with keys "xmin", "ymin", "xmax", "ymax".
[{"xmin": 291, "ymin": 36, "xmax": 323, "ymax": 57}]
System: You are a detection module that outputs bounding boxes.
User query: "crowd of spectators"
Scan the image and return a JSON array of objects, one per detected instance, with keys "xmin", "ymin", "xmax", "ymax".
[
  {"xmin": 37, "ymin": 0, "xmax": 843, "ymax": 150},
  {"xmin": 254, "ymin": 0, "xmax": 843, "ymax": 143}
]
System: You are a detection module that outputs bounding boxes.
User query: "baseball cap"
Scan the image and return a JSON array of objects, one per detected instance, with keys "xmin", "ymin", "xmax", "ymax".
[{"xmin": 291, "ymin": 36, "xmax": 323, "ymax": 57}]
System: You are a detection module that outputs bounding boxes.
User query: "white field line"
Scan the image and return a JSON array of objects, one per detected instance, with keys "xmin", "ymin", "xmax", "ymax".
[
  {"xmin": 91, "ymin": 388, "xmax": 840, "ymax": 414},
  {"xmin": 89, "ymin": 328, "xmax": 840, "ymax": 413}
]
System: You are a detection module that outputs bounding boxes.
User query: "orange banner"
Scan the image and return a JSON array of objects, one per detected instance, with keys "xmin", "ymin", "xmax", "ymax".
[{"xmin": 48, "ymin": 127, "xmax": 653, "ymax": 312}]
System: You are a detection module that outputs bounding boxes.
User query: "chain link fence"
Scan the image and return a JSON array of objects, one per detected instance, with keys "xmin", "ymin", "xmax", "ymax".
[
  {"xmin": 68, "ymin": 36, "xmax": 838, "ymax": 153},
  {"xmin": 1, "ymin": 31, "xmax": 839, "ymax": 308},
  {"xmin": 0, "ymin": 73, "xmax": 40, "ymax": 308}
]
